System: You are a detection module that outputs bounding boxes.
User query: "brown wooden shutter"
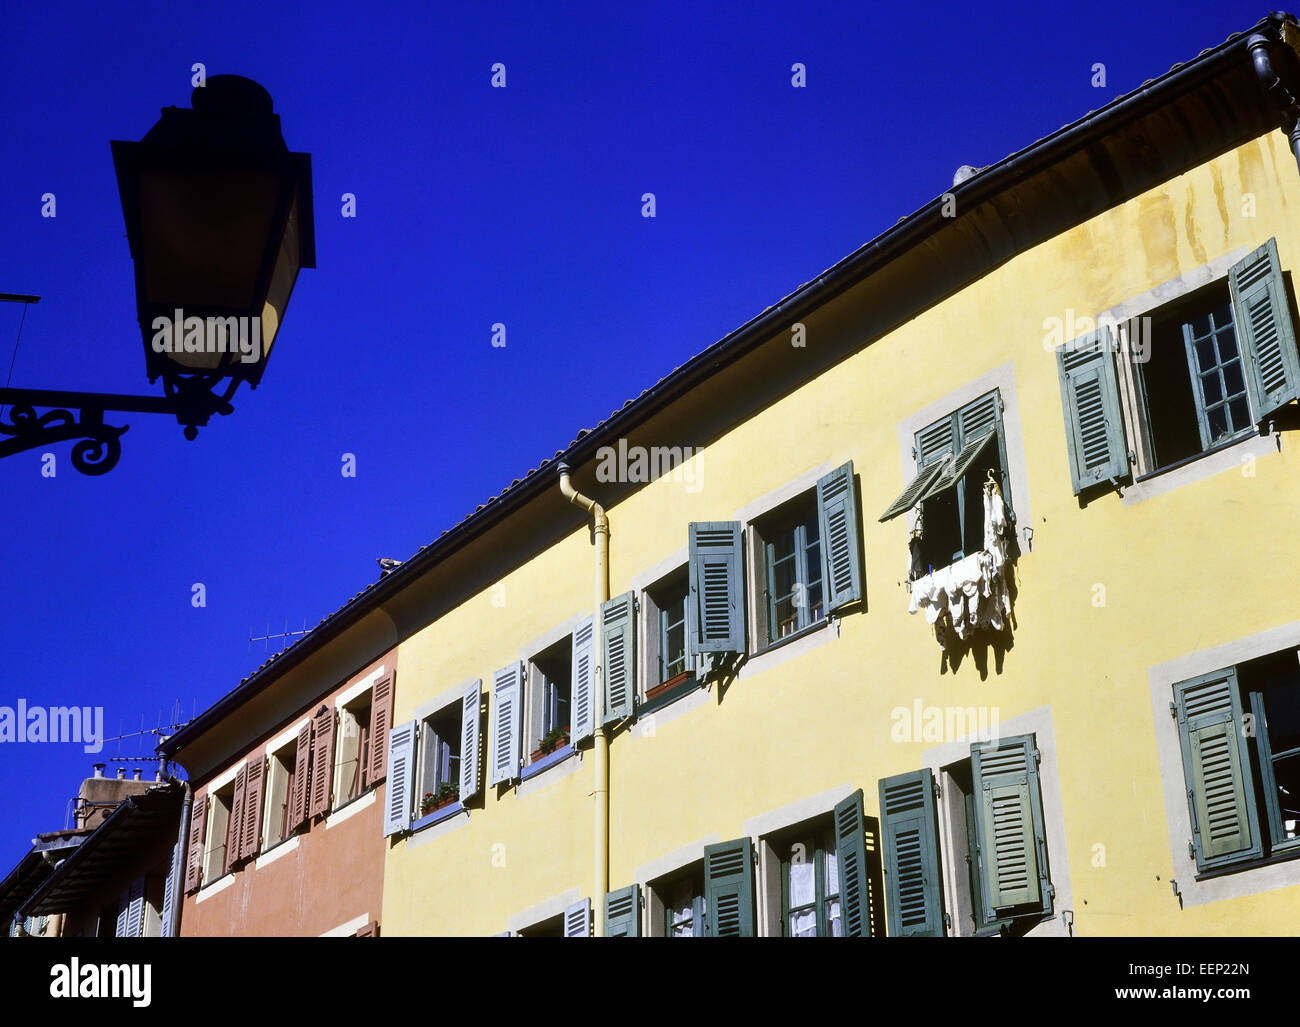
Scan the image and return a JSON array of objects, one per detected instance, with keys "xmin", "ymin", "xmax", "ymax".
[
  {"xmin": 309, "ymin": 705, "xmax": 336, "ymax": 818},
  {"xmin": 184, "ymin": 795, "xmax": 207, "ymax": 893},
  {"xmin": 227, "ymin": 765, "xmax": 248, "ymax": 871},
  {"xmin": 369, "ymin": 673, "xmax": 394, "ymax": 784},
  {"xmin": 353, "ymin": 920, "xmax": 379, "ymax": 937},
  {"xmin": 288, "ymin": 721, "xmax": 312, "ymax": 830},
  {"xmin": 241, "ymin": 758, "xmax": 265, "ymax": 860}
]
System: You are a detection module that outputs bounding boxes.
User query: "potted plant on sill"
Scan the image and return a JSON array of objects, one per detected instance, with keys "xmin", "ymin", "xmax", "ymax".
[
  {"xmin": 532, "ymin": 724, "xmax": 571, "ymax": 761},
  {"xmin": 419, "ymin": 792, "xmax": 437, "ymax": 817},
  {"xmin": 430, "ymin": 781, "xmax": 459, "ymax": 813}
]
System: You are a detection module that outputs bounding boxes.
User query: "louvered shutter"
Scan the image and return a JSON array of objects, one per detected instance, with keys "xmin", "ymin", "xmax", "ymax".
[
  {"xmin": 1230, "ymin": 237, "xmax": 1300, "ymax": 419},
  {"xmin": 571, "ymin": 617, "xmax": 596, "ymax": 745},
  {"xmin": 704, "ymin": 837, "xmax": 755, "ymax": 937},
  {"xmin": 1173, "ymin": 669, "xmax": 1262, "ymax": 870},
  {"xmin": 369, "ymin": 673, "xmax": 395, "ymax": 784},
  {"xmin": 563, "ymin": 898, "xmax": 591, "ymax": 937},
  {"xmin": 916, "ymin": 416, "xmax": 955, "ymax": 467},
  {"xmin": 832, "ymin": 789, "xmax": 872, "ymax": 937},
  {"xmin": 114, "ymin": 888, "xmax": 130, "ymax": 937},
  {"xmin": 879, "ymin": 769, "xmax": 945, "ymax": 937},
  {"xmin": 687, "ymin": 522, "xmax": 745, "ymax": 656},
  {"xmin": 1057, "ymin": 327, "xmax": 1128, "ymax": 492},
  {"xmin": 184, "ymin": 795, "xmax": 207, "ymax": 893},
  {"xmin": 879, "ymin": 459, "xmax": 946, "ymax": 522},
  {"xmin": 228, "ymin": 764, "xmax": 248, "ymax": 869},
  {"xmin": 488, "ymin": 663, "xmax": 523, "ymax": 786},
  {"xmin": 309, "ymin": 705, "xmax": 336, "ymax": 818},
  {"xmin": 604, "ymin": 884, "xmax": 641, "ymax": 937},
  {"xmin": 241, "ymin": 758, "xmax": 265, "ymax": 860},
  {"xmin": 459, "ymin": 679, "xmax": 483, "ymax": 801},
  {"xmin": 288, "ymin": 721, "xmax": 311, "ymax": 830},
  {"xmin": 601, "ymin": 592, "xmax": 636, "ymax": 725},
  {"xmin": 816, "ymin": 462, "xmax": 862, "ymax": 612},
  {"xmin": 971, "ymin": 735, "xmax": 1052, "ymax": 920},
  {"xmin": 384, "ymin": 720, "xmax": 416, "ymax": 836},
  {"xmin": 159, "ymin": 839, "xmax": 180, "ymax": 936},
  {"xmin": 124, "ymin": 876, "xmax": 146, "ymax": 938}
]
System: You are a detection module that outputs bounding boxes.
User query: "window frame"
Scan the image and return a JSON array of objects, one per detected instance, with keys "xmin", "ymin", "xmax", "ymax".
[
  {"xmin": 332, "ymin": 690, "xmax": 374, "ymax": 810},
  {"xmin": 777, "ymin": 823, "xmax": 841, "ymax": 938},
  {"xmin": 524, "ymin": 634, "xmax": 574, "ymax": 766},
  {"xmin": 759, "ymin": 496, "xmax": 825, "ymax": 643},
  {"xmin": 414, "ymin": 700, "xmax": 464, "ymax": 819}
]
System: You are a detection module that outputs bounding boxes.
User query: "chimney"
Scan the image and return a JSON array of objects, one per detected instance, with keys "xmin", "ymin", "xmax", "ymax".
[
  {"xmin": 92, "ymin": 764, "xmax": 105, "ymax": 778},
  {"xmin": 131, "ymin": 768, "xmax": 142, "ymax": 781},
  {"xmin": 116, "ymin": 767, "xmax": 126, "ymax": 780}
]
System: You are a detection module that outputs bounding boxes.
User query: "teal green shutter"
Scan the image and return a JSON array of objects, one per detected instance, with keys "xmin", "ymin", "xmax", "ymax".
[
  {"xmin": 600, "ymin": 592, "xmax": 636, "ymax": 725},
  {"xmin": 1230, "ymin": 237, "xmax": 1300, "ymax": 420},
  {"xmin": 879, "ymin": 769, "xmax": 945, "ymax": 936},
  {"xmin": 604, "ymin": 884, "xmax": 641, "ymax": 937},
  {"xmin": 971, "ymin": 735, "xmax": 1052, "ymax": 920},
  {"xmin": 1173, "ymin": 669, "xmax": 1261, "ymax": 870},
  {"xmin": 816, "ymin": 463, "xmax": 862, "ymax": 612},
  {"xmin": 916, "ymin": 416, "xmax": 956, "ymax": 468},
  {"xmin": 704, "ymin": 838, "xmax": 755, "ymax": 936},
  {"xmin": 833, "ymin": 789, "xmax": 871, "ymax": 936},
  {"xmin": 1057, "ymin": 327, "xmax": 1128, "ymax": 493},
  {"xmin": 687, "ymin": 522, "xmax": 745, "ymax": 656},
  {"xmin": 879, "ymin": 460, "xmax": 946, "ymax": 522}
]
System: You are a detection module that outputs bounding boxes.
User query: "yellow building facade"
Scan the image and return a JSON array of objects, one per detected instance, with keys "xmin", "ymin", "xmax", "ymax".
[{"xmin": 371, "ymin": 16, "xmax": 1300, "ymax": 936}]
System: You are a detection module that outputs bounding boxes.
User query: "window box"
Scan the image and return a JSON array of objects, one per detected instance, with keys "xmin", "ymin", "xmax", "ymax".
[
  {"xmin": 411, "ymin": 801, "xmax": 465, "ymax": 832},
  {"xmin": 520, "ymin": 744, "xmax": 574, "ymax": 781}
]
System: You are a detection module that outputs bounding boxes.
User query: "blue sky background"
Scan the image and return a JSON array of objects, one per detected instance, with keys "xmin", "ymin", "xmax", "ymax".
[{"xmin": 0, "ymin": 0, "xmax": 1261, "ymax": 871}]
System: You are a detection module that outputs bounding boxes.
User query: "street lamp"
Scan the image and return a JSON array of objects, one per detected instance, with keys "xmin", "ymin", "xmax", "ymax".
[{"xmin": 0, "ymin": 75, "xmax": 315, "ymax": 475}]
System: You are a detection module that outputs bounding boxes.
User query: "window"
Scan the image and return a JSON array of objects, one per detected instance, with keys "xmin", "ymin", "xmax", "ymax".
[
  {"xmin": 640, "ymin": 568, "xmax": 698, "ymax": 711},
  {"xmin": 1172, "ymin": 647, "xmax": 1300, "ymax": 875},
  {"xmin": 778, "ymin": 824, "xmax": 841, "ymax": 937},
  {"xmin": 335, "ymin": 694, "xmax": 372, "ymax": 806},
  {"xmin": 1059, "ymin": 238, "xmax": 1300, "ymax": 492},
  {"xmin": 416, "ymin": 704, "xmax": 462, "ymax": 817},
  {"xmin": 655, "ymin": 572, "xmax": 689, "ymax": 684},
  {"xmin": 528, "ymin": 637, "xmax": 572, "ymax": 762},
  {"xmin": 880, "ymin": 390, "xmax": 1013, "ymax": 576},
  {"xmin": 755, "ymin": 495, "xmax": 825, "ymax": 642},
  {"xmin": 203, "ymin": 782, "xmax": 234, "ymax": 882},
  {"xmin": 384, "ymin": 680, "xmax": 481, "ymax": 837},
  {"xmin": 646, "ymin": 865, "xmax": 706, "ymax": 937},
  {"xmin": 515, "ymin": 898, "xmax": 591, "ymax": 937},
  {"xmin": 881, "ymin": 736, "xmax": 1053, "ymax": 937},
  {"xmin": 262, "ymin": 740, "xmax": 297, "ymax": 849}
]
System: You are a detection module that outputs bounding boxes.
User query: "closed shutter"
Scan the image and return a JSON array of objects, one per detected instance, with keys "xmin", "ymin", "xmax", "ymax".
[
  {"xmin": 1173, "ymin": 669, "xmax": 1262, "ymax": 870},
  {"xmin": 309, "ymin": 705, "xmax": 336, "ymax": 818},
  {"xmin": 114, "ymin": 888, "xmax": 130, "ymax": 938},
  {"xmin": 488, "ymin": 663, "xmax": 523, "ymax": 787},
  {"xmin": 571, "ymin": 617, "xmax": 596, "ymax": 745},
  {"xmin": 563, "ymin": 898, "xmax": 591, "ymax": 937},
  {"xmin": 184, "ymin": 795, "xmax": 207, "ymax": 893},
  {"xmin": 124, "ymin": 876, "xmax": 146, "ymax": 938},
  {"xmin": 816, "ymin": 462, "xmax": 862, "ymax": 612},
  {"xmin": 833, "ymin": 789, "xmax": 871, "ymax": 937},
  {"xmin": 288, "ymin": 721, "xmax": 312, "ymax": 831},
  {"xmin": 704, "ymin": 837, "xmax": 755, "ymax": 937},
  {"xmin": 601, "ymin": 592, "xmax": 636, "ymax": 725},
  {"xmin": 241, "ymin": 758, "xmax": 265, "ymax": 860},
  {"xmin": 459, "ymin": 679, "xmax": 483, "ymax": 801},
  {"xmin": 879, "ymin": 769, "xmax": 945, "ymax": 937},
  {"xmin": 160, "ymin": 839, "xmax": 180, "ymax": 936},
  {"xmin": 1230, "ymin": 237, "xmax": 1300, "ymax": 420},
  {"xmin": 970, "ymin": 735, "xmax": 1052, "ymax": 920},
  {"xmin": 228, "ymin": 764, "xmax": 248, "ymax": 870},
  {"xmin": 604, "ymin": 884, "xmax": 641, "ymax": 937},
  {"xmin": 1057, "ymin": 327, "xmax": 1128, "ymax": 492},
  {"xmin": 384, "ymin": 720, "xmax": 417, "ymax": 836},
  {"xmin": 369, "ymin": 673, "xmax": 395, "ymax": 784},
  {"xmin": 687, "ymin": 522, "xmax": 745, "ymax": 656}
]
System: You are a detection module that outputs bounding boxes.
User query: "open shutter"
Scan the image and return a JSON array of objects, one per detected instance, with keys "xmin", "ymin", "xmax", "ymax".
[
  {"xmin": 124, "ymin": 876, "xmax": 146, "ymax": 938},
  {"xmin": 369, "ymin": 673, "xmax": 395, "ymax": 784},
  {"xmin": 228, "ymin": 764, "xmax": 248, "ymax": 869},
  {"xmin": 816, "ymin": 462, "xmax": 862, "ymax": 613},
  {"xmin": 604, "ymin": 884, "xmax": 641, "ymax": 937},
  {"xmin": 160, "ymin": 839, "xmax": 180, "ymax": 936},
  {"xmin": 309, "ymin": 705, "xmax": 336, "ymax": 818},
  {"xmin": 1230, "ymin": 237, "xmax": 1300, "ymax": 419},
  {"xmin": 832, "ymin": 789, "xmax": 872, "ymax": 937},
  {"xmin": 488, "ymin": 663, "xmax": 523, "ymax": 786},
  {"xmin": 184, "ymin": 795, "xmax": 207, "ymax": 893},
  {"xmin": 1173, "ymin": 669, "xmax": 1261, "ymax": 870},
  {"xmin": 601, "ymin": 592, "xmax": 636, "ymax": 725},
  {"xmin": 879, "ymin": 769, "xmax": 945, "ymax": 937},
  {"xmin": 241, "ymin": 758, "xmax": 265, "ymax": 860},
  {"xmin": 704, "ymin": 837, "xmax": 755, "ymax": 937},
  {"xmin": 879, "ymin": 459, "xmax": 946, "ymax": 523},
  {"xmin": 114, "ymin": 888, "xmax": 130, "ymax": 938},
  {"xmin": 459, "ymin": 679, "xmax": 482, "ymax": 802},
  {"xmin": 571, "ymin": 617, "xmax": 596, "ymax": 745},
  {"xmin": 916, "ymin": 416, "xmax": 956, "ymax": 467},
  {"xmin": 971, "ymin": 735, "xmax": 1052, "ymax": 920},
  {"xmin": 563, "ymin": 898, "xmax": 591, "ymax": 937},
  {"xmin": 384, "ymin": 720, "xmax": 416, "ymax": 837},
  {"xmin": 1057, "ymin": 326, "xmax": 1128, "ymax": 492},
  {"xmin": 288, "ymin": 721, "xmax": 312, "ymax": 831},
  {"xmin": 687, "ymin": 522, "xmax": 745, "ymax": 656}
]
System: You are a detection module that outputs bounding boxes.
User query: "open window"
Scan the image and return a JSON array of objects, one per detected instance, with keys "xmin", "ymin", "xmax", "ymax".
[
  {"xmin": 527, "ymin": 637, "xmax": 573, "ymax": 765},
  {"xmin": 640, "ymin": 566, "xmax": 699, "ymax": 713},
  {"xmin": 202, "ymin": 782, "xmax": 235, "ymax": 883},
  {"xmin": 645, "ymin": 863, "xmax": 706, "ymax": 937},
  {"xmin": 384, "ymin": 680, "xmax": 480, "ymax": 837},
  {"xmin": 263, "ymin": 737, "xmax": 298, "ymax": 850}
]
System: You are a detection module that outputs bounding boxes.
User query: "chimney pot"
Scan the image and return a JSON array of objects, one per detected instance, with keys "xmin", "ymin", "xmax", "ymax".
[
  {"xmin": 116, "ymin": 768, "xmax": 126, "ymax": 780},
  {"xmin": 131, "ymin": 768, "xmax": 142, "ymax": 781},
  {"xmin": 92, "ymin": 764, "xmax": 105, "ymax": 778}
]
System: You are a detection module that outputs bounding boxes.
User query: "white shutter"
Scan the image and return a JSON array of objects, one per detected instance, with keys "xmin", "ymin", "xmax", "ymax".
[
  {"xmin": 459, "ymin": 679, "xmax": 483, "ymax": 801},
  {"xmin": 488, "ymin": 663, "xmax": 523, "ymax": 786},
  {"xmin": 563, "ymin": 897, "xmax": 591, "ymax": 937},
  {"xmin": 571, "ymin": 617, "xmax": 596, "ymax": 745},
  {"xmin": 384, "ymin": 721, "xmax": 417, "ymax": 836},
  {"xmin": 124, "ymin": 876, "xmax": 146, "ymax": 938},
  {"xmin": 159, "ymin": 839, "xmax": 180, "ymax": 937},
  {"xmin": 114, "ymin": 888, "xmax": 130, "ymax": 938}
]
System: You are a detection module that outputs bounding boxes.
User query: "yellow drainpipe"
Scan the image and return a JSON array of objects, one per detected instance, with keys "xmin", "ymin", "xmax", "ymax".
[{"xmin": 557, "ymin": 463, "xmax": 609, "ymax": 936}]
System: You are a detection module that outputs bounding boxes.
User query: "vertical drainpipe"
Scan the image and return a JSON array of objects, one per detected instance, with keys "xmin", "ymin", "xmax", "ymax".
[
  {"xmin": 557, "ymin": 463, "xmax": 609, "ymax": 936},
  {"xmin": 1249, "ymin": 33, "xmax": 1300, "ymax": 174},
  {"xmin": 165, "ymin": 778, "xmax": 192, "ymax": 938}
]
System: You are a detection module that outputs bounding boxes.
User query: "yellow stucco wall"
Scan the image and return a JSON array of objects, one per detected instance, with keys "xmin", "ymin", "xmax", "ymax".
[{"xmin": 381, "ymin": 128, "xmax": 1300, "ymax": 936}]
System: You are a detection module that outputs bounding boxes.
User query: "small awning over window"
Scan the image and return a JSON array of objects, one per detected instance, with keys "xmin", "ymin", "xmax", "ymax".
[{"xmin": 879, "ymin": 429, "xmax": 996, "ymax": 522}]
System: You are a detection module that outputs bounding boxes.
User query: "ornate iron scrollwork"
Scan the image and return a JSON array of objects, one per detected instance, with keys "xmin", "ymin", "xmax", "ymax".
[{"xmin": 0, "ymin": 402, "xmax": 129, "ymax": 476}]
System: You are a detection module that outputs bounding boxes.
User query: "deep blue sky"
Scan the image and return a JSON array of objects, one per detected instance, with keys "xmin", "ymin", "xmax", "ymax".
[{"xmin": 0, "ymin": 0, "xmax": 1261, "ymax": 871}]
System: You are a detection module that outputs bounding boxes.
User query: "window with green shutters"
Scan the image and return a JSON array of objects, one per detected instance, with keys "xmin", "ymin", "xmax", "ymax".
[
  {"xmin": 703, "ymin": 838, "xmax": 756, "ymax": 937},
  {"xmin": 604, "ymin": 884, "xmax": 641, "ymax": 937},
  {"xmin": 879, "ymin": 769, "xmax": 945, "ymax": 937}
]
